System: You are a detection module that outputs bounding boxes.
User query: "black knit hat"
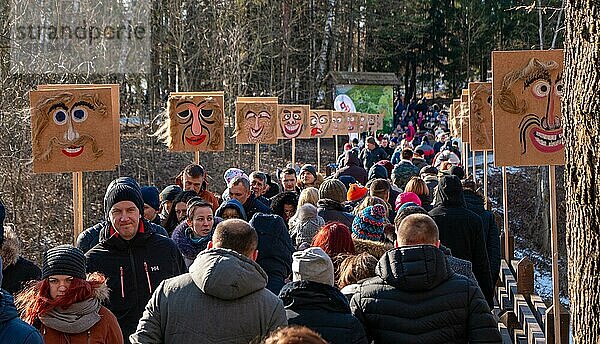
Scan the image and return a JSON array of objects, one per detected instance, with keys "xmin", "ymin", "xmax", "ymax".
[
  {"xmin": 299, "ymin": 164, "xmax": 317, "ymax": 180},
  {"xmin": 42, "ymin": 245, "xmax": 86, "ymax": 279},
  {"xmin": 104, "ymin": 177, "xmax": 144, "ymax": 219}
]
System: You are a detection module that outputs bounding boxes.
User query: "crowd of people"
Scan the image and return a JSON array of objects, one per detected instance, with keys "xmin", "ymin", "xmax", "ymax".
[{"xmin": 0, "ymin": 98, "xmax": 503, "ymax": 343}]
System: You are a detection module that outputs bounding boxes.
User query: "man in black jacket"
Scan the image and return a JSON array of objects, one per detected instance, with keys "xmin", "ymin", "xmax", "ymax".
[
  {"xmin": 85, "ymin": 177, "xmax": 186, "ymax": 342},
  {"xmin": 228, "ymin": 176, "xmax": 272, "ymax": 219},
  {"xmin": 428, "ymin": 175, "xmax": 494, "ymax": 307},
  {"xmin": 358, "ymin": 136, "xmax": 388, "ymax": 170},
  {"xmin": 351, "ymin": 214, "xmax": 501, "ymax": 343}
]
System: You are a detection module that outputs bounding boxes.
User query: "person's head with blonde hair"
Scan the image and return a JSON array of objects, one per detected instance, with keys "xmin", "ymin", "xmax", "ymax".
[
  {"xmin": 353, "ymin": 195, "xmax": 389, "ymax": 218},
  {"xmin": 298, "ymin": 187, "xmax": 320, "ymax": 207},
  {"xmin": 337, "ymin": 253, "xmax": 378, "ymax": 289}
]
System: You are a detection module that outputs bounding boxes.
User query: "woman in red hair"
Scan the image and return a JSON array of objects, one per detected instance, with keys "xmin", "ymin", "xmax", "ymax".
[
  {"xmin": 16, "ymin": 245, "xmax": 123, "ymax": 344},
  {"xmin": 311, "ymin": 221, "xmax": 356, "ymax": 280}
]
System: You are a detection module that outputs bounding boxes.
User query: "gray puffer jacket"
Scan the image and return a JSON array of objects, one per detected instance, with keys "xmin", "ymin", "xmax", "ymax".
[{"xmin": 130, "ymin": 248, "xmax": 287, "ymax": 344}]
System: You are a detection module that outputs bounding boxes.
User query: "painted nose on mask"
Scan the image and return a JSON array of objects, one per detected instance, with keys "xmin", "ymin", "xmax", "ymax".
[
  {"xmin": 64, "ymin": 120, "xmax": 80, "ymax": 142},
  {"xmin": 191, "ymin": 111, "xmax": 203, "ymax": 136}
]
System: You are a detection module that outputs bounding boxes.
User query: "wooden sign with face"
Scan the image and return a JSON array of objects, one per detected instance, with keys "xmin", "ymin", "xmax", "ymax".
[
  {"xmin": 166, "ymin": 92, "xmax": 225, "ymax": 151},
  {"xmin": 375, "ymin": 113, "xmax": 384, "ymax": 130},
  {"xmin": 468, "ymin": 82, "xmax": 493, "ymax": 151},
  {"xmin": 345, "ymin": 112, "xmax": 360, "ymax": 134},
  {"xmin": 30, "ymin": 86, "xmax": 120, "ymax": 173},
  {"xmin": 461, "ymin": 93, "xmax": 470, "ymax": 143},
  {"xmin": 356, "ymin": 113, "xmax": 369, "ymax": 134},
  {"xmin": 451, "ymin": 99, "xmax": 461, "ymax": 138},
  {"xmin": 367, "ymin": 114, "xmax": 376, "ymax": 132},
  {"xmin": 303, "ymin": 109, "xmax": 333, "ymax": 138},
  {"xmin": 235, "ymin": 97, "xmax": 278, "ymax": 144},
  {"xmin": 277, "ymin": 105, "xmax": 309, "ymax": 139},
  {"xmin": 492, "ymin": 50, "xmax": 564, "ymax": 166},
  {"xmin": 330, "ymin": 111, "xmax": 348, "ymax": 135}
]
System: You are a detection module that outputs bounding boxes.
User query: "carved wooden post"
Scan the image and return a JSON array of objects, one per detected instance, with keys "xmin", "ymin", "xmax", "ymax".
[
  {"xmin": 516, "ymin": 257, "xmax": 534, "ymax": 298},
  {"xmin": 545, "ymin": 304, "xmax": 570, "ymax": 344}
]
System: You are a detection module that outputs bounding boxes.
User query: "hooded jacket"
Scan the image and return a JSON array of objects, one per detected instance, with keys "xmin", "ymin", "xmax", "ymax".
[
  {"xmin": 317, "ymin": 199, "xmax": 355, "ymax": 228},
  {"xmin": 0, "ymin": 229, "xmax": 41, "ymax": 294},
  {"xmin": 85, "ymin": 219, "xmax": 186, "ymax": 342},
  {"xmin": 76, "ymin": 220, "xmax": 168, "ymax": 254},
  {"xmin": 463, "ymin": 189, "xmax": 501, "ymax": 287},
  {"xmin": 249, "ymin": 214, "xmax": 294, "ymax": 295},
  {"xmin": 243, "ymin": 194, "xmax": 272, "ymax": 220},
  {"xmin": 130, "ymin": 248, "xmax": 287, "ymax": 344},
  {"xmin": 350, "ymin": 246, "xmax": 501, "ymax": 344},
  {"xmin": 215, "ymin": 198, "xmax": 247, "ymax": 220},
  {"xmin": 334, "ymin": 151, "xmax": 368, "ymax": 185},
  {"xmin": 391, "ymin": 161, "xmax": 420, "ymax": 190},
  {"xmin": 36, "ymin": 282, "xmax": 123, "ymax": 344},
  {"xmin": 280, "ymin": 280, "xmax": 367, "ymax": 344},
  {"xmin": 428, "ymin": 176, "xmax": 494, "ymax": 307},
  {"xmin": 0, "ymin": 289, "xmax": 43, "ymax": 344}
]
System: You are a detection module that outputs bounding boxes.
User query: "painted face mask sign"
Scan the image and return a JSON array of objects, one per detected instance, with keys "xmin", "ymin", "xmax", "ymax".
[
  {"xmin": 330, "ymin": 111, "xmax": 348, "ymax": 135},
  {"xmin": 165, "ymin": 92, "xmax": 225, "ymax": 151},
  {"xmin": 366, "ymin": 114, "xmax": 376, "ymax": 132},
  {"xmin": 30, "ymin": 86, "xmax": 120, "ymax": 173},
  {"xmin": 235, "ymin": 97, "xmax": 278, "ymax": 144},
  {"xmin": 356, "ymin": 113, "xmax": 368, "ymax": 133},
  {"xmin": 468, "ymin": 82, "xmax": 493, "ymax": 151},
  {"xmin": 460, "ymin": 92, "xmax": 470, "ymax": 143},
  {"xmin": 277, "ymin": 105, "xmax": 308, "ymax": 139},
  {"xmin": 451, "ymin": 99, "xmax": 461, "ymax": 138},
  {"xmin": 375, "ymin": 113, "xmax": 384, "ymax": 131},
  {"xmin": 345, "ymin": 112, "xmax": 360, "ymax": 134},
  {"xmin": 302, "ymin": 110, "xmax": 332, "ymax": 138},
  {"xmin": 492, "ymin": 50, "xmax": 564, "ymax": 166}
]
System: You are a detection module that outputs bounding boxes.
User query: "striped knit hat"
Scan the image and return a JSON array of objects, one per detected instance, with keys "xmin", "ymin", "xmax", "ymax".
[
  {"xmin": 42, "ymin": 245, "xmax": 86, "ymax": 279},
  {"xmin": 351, "ymin": 204, "xmax": 387, "ymax": 242}
]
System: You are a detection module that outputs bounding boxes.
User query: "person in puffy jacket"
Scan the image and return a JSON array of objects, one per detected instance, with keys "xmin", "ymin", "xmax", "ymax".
[
  {"xmin": 334, "ymin": 150, "xmax": 368, "ymax": 185},
  {"xmin": 279, "ymin": 247, "xmax": 367, "ymax": 344},
  {"xmin": 351, "ymin": 214, "xmax": 501, "ymax": 344}
]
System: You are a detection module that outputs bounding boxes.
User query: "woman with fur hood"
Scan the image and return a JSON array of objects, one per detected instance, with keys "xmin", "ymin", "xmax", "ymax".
[{"xmin": 16, "ymin": 245, "xmax": 123, "ymax": 344}]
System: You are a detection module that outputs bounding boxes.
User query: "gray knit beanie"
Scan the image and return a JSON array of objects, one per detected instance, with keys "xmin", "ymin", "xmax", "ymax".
[
  {"xmin": 319, "ymin": 179, "xmax": 347, "ymax": 204},
  {"xmin": 292, "ymin": 247, "xmax": 334, "ymax": 286}
]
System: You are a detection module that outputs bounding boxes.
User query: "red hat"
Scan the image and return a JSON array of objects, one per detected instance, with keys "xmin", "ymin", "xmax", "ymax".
[
  {"xmin": 347, "ymin": 183, "xmax": 368, "ymax": 202},
  {"xmin": 395, "ymin": 191, "xmax": 422, "ymax": 211}
]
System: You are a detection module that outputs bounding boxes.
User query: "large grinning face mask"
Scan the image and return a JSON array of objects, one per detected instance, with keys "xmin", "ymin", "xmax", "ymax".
[
  {"xmin": 167, "ymin": 93, "xmax": 225, "ymax": 151},
  {"xmin": 30, "ymin": 87, "xmax": 118, "ymax": 173},
  {"xmin": 277, "ymin": 105, "xmax": 308, "ymax": 139},
  {"xmin": 235, "ymin": 100, "xmax": 278, "ymax": 144}
]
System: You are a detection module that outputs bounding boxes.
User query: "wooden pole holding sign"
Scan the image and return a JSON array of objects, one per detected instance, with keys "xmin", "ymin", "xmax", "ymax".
[
  {"xmin": 255, "ymin": 144, "xmax": 260, "ymax": 171},
  {"xmin": 194, "ymin": 151, "xmax": 200, "ymax": 165},
  {"xmin": 72, "ymin": 171, "xmax": 84, "ymax": 245},
  {"xmin": 472, "ymin": 149, "xmax": 477, "ymax": 183},
  {"xmin": 483, "ymin": 150, "xmax": 489, "ymax": 210},
  {"xmin": 335, "ymin": 135, "xmax": 339, "ymax": 161},
  {"xmin": 317, "ymin": 138, "xmax": 321, "ymax": 173},
  {"xmin": 292, "ymin": 138, "xmax": 296, "ymax": 166},
  {"xmin": 548, "ymin": 165, "xmax": 561, "ymax": 344},
  {"xmin": 502, "ymin": 166, "xmax": 510, "ymax": 262}
]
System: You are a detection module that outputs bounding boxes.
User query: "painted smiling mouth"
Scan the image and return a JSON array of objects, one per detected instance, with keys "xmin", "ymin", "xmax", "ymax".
[
  {"xmin": 284, "ymin": 123, "xmax": 301, "ymax": 135},
  {"xmin": 62, "ymin": 146, "xmax": 84, "ymax": 157},
  {"xmin": 348, "ymin": 125, "xmax": 354, "ymax": 131},
  {"xmin": 251, "ymin": 126, "xmax": 264, "ymax": 137},
  {"xmin": 311, "ymin": 128, "xmax": 323, "ymax": 136},
  {"xmin": 529, "ymin": 127, "xmax": 564, "ymax": 153},
  {"xmin": 185, "ymin": 134, "xmax": 206, "ymax": 146}
]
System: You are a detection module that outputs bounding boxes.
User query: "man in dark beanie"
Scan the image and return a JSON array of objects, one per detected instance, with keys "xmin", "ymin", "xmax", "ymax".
[
  {"xmin": 85, "ymin": 177, "xmax": 186, "ymax": 343},
  {"xmin": 159, "ymin": 185, "xmax": 182, "ymax": 223},
  {"xmin": 428, "ymin": 175, "xmax": 493, "ymax": 308},
  {"xmin": 299, "ymin": 164, "xmax": 320, "ymax": 189},
  {"xmin": 77, "ymin": 177, "xmax": 168, "ymax": 253},
  {"xmin": 140, "ymin": 186, "xmax": 162, "ymax": 226}
]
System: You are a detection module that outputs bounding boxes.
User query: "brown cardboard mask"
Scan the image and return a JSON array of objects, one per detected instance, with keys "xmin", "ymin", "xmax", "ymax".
[
  {"xmin": 305, "ymin": 110, "xmax": 333, "ymax": 138},
  {"xmin": 452, "ymin": 99, "xmax": 461, "ymax": 138},
  {"xmin": 375, "ymin": 113, "xmax": 384, "ymax": 130},
  {"xmin": 367, "ymin": 114, "xmax": 376, "ymax": 132},
  {"xmin": 277, "ymin": 105, "xmax": 309, "ymax": 139},
  {"xmin": 356, "ymin": 113, "xmax": 368, "ymax": 133},
  {"xmin": 235, "ymin": 97, "xmax": 278, "ymax": 144},
  {"xmin": 330, "ymin": 111, "xmax": 348, "ymax": 135},
  {"xmin": 468, "ymin": 82, "xmax": 493, "ymax": 151},
  {"xmin": 461, "ymin": 93, "xmax": 470, "ymax": 143},
  {"xmin": 30, "ymin": 87, "xmax": 119, "ymax": 173},
  {"xmin": 492, "ymin": 50, "xmax": 564, "ymax": 166},
  {"xmin": 345, "ymin": 112, "xmax": 360, "ymax": 134},
  {"xmin": 166, "ymin": 92, "xmax": 225, "ymax": 151}
]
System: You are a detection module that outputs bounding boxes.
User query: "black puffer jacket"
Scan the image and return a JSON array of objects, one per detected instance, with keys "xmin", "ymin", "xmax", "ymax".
[
  {"xmin": 249, "ymin": 213, "xmax": 294, "ymax": 295},
  {"xmin": 350, "ymin": 246, "xmax": 501, "ymax": 344},
  {"xmin": 317, "ymin": 199, "xmax": 355, "ymax": 228},
  {"xmin": 85, "ymin": 219, "xmax": 186, "ymax": 342},
  {"xmin": 280, "ymin": 280, "xmax": 367, "ymax": 344},
  {"xmin": 244, "ymin": 194, "xmax": 272, "ymax": 220},
  {"xmin": 334, "ymin": 151, "xmax": 368, "ymax": 185},
  {"xmin": 428, "ymin": 175, "xmax": 493, "ymax": 307},
  {"xmin": 76, "ymin": 220, "xmax": 168, "ymax": 254}
]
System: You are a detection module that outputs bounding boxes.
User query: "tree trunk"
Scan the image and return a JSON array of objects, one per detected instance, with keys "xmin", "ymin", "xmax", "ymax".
[
  {"xmin": 564, "ymin": 1, "xmax": 600, "ymax": 342},
  {"xmin": 315, "ymin": 0, "xmax": 336, "ymax": 106}
]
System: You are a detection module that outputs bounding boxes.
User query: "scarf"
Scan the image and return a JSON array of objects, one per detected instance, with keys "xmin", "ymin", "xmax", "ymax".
[{"xmin": 39, "ymin": 298, "xmax": 101, "ymax": 334}]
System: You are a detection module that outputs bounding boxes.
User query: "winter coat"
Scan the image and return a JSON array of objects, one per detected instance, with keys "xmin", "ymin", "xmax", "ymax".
[
  {"xmin": 289, "ymin": 205, "xmax": 325, "ymax": 248},
  {"xmin": 0, "ymin": 229, "xmax": 42, "ymax": 295},
  {"xmin": 244, "ymin": 194, "xmax": 272, "ymax": 220},
  {"xmin": 279, "ymin": 280, "xmax": 367, "ymax": 344},
  {"xmin": 130, "ymin": 248, "xmax": 287, "ymax": 344},
  {"xmin": 215, "ymin": 198, "xmax": 247, "ymax": 220},
  {"xmin": 464, "ymin": 189, "xmax": 501, "ymax": 287},
  {"xmin": 197, "ymin": 189, "xmax": 220, "ymax": 212},
  {"xmin": 411, "ymin": 157, "xmax": 428, "ymax": 171},
  {"xmin": 36, "ymin": 283, "xmax": 123, "ymax": 344},
  {"xmin": 391, "ymin": 161, "xmax": 420, "ymax": 190},
  {"xmin": 353, "ymin": 238, "xmax": 392, "ymax": 259},
  {"xmin": 171, "ymin": 222, "xmax": 213, "ymax": 268},
  {"xmin": 249, "ymin": 214, "xmax": 294, "ymax": 295},
  {"xmin": 440, "ymin": 245, "xmax": 478, "ymax": 285},
  {"xmin": 77, "ymin": 220, "xmax": 168, "ymax": 254},
  {"xmin": 359, "ymin": 146, "xmax": 388, "ymax": 170},
  {"xmin": 367, "ymin": 164, "xmax": 388, "ymax": 181},
  {"xmin": 334, "ymin": 151, "xmax": 368, "ymax": 185},
  {"xmin": 428, "ymin": 183, "xmax": 494, "ymax": 307},
  {"xmin": 0, "ymin": 289, "xmax": 43, "ymax": 344},
  {"xmin": 350, "ymin": 245, "xmax": 501, "ymax": 344},
  {"xmin": 317, "ymin": 199, "xmax": 355, "ymax": 228},
  {"xmin": 85, "ymin": 219, "xmax": 187, "ymax": 342}
]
